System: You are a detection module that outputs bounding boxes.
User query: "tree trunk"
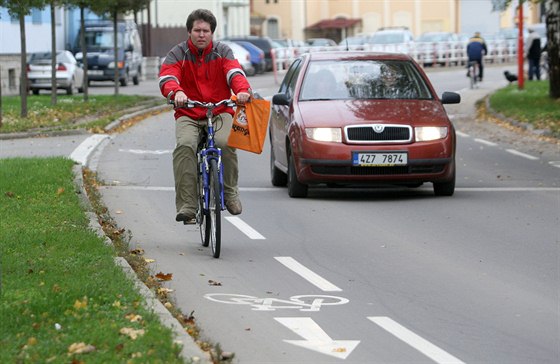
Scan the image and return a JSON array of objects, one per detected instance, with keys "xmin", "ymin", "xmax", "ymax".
[
  {"xmin": 80, "ymin": 6, "xmax": 88, "ymax": 102},
  {"xmin": 0, "ymin": 65, "xmax": 3, "ymax": 128},
  {"xmin": 546, "ymin": 0, "xmax": 559, "ymax": 98},
  {"xmin": 19, "ymin": 11, "xmax": 27, "ymax": 118},
  {"xmin": 51, "ymin": 1, "xmax": 57, "ymax": 105}
]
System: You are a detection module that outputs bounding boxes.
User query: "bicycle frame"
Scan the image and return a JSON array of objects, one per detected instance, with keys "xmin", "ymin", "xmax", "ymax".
[
  {"xmin": 199, "ymin": 106, "xmax": 225, "ymax": 212},
  {"xmin": 167, "ymin": 92, "xmax": 235, "ymax": 258}
]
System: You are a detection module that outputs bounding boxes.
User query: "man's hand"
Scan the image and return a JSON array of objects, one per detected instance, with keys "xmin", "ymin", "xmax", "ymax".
[
  {"xmin": 236, "ymin": 92, "xmax": 251, "ymax": 104},
  {"xmin": 174, "ymin": 90, "xmax": 188, "ymax": 107}
]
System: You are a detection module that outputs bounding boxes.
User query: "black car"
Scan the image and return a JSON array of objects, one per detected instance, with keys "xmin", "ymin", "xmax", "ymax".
[{"xmin": 224, "ymin": 36, "xmax": 275, "ymax": 71}]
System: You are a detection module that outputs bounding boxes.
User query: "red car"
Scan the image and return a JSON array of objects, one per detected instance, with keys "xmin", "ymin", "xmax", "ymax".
[{"xmin": 269, "ymin": 51, "xmax": 460, "ymax": 198}]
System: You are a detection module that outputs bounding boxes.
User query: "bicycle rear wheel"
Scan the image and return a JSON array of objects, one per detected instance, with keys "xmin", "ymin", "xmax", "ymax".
[{"xmin": 208, "ymin": 158, "xmax": 222, "ymax": 258}]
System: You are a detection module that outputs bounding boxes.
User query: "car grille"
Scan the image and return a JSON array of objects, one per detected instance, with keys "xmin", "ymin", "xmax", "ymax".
[
  {"xmin": 345, "ymin": 124, "xmax": 412, "ymax": 143},
  {"xmin": 311, "ymin": 165, "xmax": 444, "ymax": 175}
]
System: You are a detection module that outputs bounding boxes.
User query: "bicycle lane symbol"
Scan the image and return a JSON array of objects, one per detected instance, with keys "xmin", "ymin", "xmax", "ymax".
[{"xmin": 203, "ymin": 294, "xmax": 349, "ymax": 312}]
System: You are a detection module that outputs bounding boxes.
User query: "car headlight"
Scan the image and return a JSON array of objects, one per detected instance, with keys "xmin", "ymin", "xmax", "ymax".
[
  {"xmin": 415, "ymin": 126, "xmax": 448, "ymax": 141},
  {"xmin": 305, "ymin": 128, "xmax": 342, "ymax": 143},
  {"xmin": 108, "ymin": 61, "xmax": 124, "ymax": 69}
]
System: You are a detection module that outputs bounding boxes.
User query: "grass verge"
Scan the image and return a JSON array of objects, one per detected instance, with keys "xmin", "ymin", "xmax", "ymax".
[
  {"xmin": 488, "ymin": 80, "xmax": 560, "ymax": 137},
  {"xmin": 0, "ymin": 157, "xmax": 183, "ymax": 363},
  {"xmin": 0, "ymin": 94, "xmax": 161, "ymax": 134}
]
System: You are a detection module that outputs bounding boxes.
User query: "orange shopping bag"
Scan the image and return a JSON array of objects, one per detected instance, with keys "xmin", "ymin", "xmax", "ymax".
[{"xmin": 227, "ymin": 95, "xmax": 271, "ymax": 154}]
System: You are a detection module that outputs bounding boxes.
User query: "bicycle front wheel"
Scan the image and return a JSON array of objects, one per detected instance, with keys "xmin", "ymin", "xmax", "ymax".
[
  {"xmin": 208, "ymin": 158, "xmax": 222, "ymax": 258},
  {"xmin": 198, "ymin": 161, "xmax": 211, "ymax": 247}
]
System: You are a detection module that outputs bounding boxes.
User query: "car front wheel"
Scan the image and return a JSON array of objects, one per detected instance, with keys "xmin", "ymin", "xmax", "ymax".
[
  {"xmin": 433, "ymin": 168, "xmax": 455, "ymax": 196},
  {"xmin": 270, "ymin": 144, "xmax": 287, "ymax": 187},
  {"xmin": 288, "ymin": 151, "xmax": 308, "ymax": 198}
]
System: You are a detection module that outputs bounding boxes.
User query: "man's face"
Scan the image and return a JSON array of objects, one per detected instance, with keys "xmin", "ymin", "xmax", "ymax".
[{"xmin": 189, "ymin": 20, "xmax": 213, "ymax": 50}]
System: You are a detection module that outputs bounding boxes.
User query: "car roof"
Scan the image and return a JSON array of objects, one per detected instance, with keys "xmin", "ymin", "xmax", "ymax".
[{"xmin": 304, "ymin": 51, "xmax": 413, "ymax": 62}]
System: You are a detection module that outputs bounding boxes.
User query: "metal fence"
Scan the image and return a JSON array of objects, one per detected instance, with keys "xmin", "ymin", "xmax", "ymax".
[{"xmin": 271, "ymin": 40, "xmax": 519, "ymax": 73}]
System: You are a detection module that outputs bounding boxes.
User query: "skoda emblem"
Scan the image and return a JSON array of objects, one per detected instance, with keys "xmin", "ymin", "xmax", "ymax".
[{"xmin": 373, "ymin": 125, "xmax": 385, "ymax": 133}]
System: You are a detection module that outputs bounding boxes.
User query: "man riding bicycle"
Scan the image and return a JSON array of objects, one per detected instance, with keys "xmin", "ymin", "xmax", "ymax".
[
  {"xmin": 159, "ymin": 9, "xmax": 251, "ymax": 223},
  {"xmin": 466, "ymin": 31, "xmax": 487, "ymax": 82}
]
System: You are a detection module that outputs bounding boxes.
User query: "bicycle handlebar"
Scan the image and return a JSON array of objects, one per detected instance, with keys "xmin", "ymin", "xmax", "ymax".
[{"xmin": 166, "ymin": 91, "xmax": 236, "ymax": 109}]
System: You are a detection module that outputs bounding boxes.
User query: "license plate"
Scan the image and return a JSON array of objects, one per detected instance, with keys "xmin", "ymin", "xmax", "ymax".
[
  {"xmin": 352, "ymin": 152, "xmax": 408, "ymax": 166},
  {"xmin": 89, "ymin": 70, "xmax": 103, "ymax": 75}
]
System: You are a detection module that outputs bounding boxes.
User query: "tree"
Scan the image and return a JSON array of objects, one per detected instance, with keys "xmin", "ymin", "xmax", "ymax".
[
  {"xmin": 2, "ymin": 0, "xmax": 48, "ymax": 117},
  {"xmin": 493, "ymin": 0, "xmax": 559, "ymax": 99},
  {"xmin": 65, "ymin": 0, "xmax": 91, "ymax": 102}
]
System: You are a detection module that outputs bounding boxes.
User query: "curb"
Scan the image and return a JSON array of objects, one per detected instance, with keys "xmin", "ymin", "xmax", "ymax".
[
  {"xmin": 0, "ymin": 103, "xmax": 171, "ymax": 140},
  {"xmin": 69, "ymin": 110, "xmax": 212, "ymax": 364}
]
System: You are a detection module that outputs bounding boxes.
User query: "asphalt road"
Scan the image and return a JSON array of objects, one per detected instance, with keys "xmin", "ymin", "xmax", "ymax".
[{"xmin": 90, "ymin": 66, "xmax": 559, "ymax": 363}]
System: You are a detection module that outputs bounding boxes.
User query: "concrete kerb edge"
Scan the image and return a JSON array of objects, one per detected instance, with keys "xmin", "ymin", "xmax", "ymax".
[{"xmin": 71, "ymin": 128, "xmax": 211, "ymax": 364}]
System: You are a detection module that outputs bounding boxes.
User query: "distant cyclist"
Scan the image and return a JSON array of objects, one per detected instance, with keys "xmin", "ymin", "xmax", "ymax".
[{"xmin": 466, "ymin": 31, "xmax": 487, "ymax": 82}]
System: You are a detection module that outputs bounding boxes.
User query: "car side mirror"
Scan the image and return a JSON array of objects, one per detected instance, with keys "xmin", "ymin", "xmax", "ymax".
[
  {"xmin": 441, "ymin": 91, "xmax": 460, "ymax": 104},
  {"xmin": 272, "ymin": 93, "xmax": 290, "ymax": 106}
]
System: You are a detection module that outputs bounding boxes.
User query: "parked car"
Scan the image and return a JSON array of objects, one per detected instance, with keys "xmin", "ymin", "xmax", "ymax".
[
  {"xmin": 73, "ymin": 20, "xmax": 143, "ymax": 86},
  {"xmin": 306, "ymin": 38, "xmax": 337, "ymax": 47},
  {"xmin": 234, "ymin": 40, "xmax": 266, "ymax": 74},
  {"xmin": 338, "ymin": 34, "xmax": 372, "ymax": 50},
  {"xmin": 221, "ymin": 40, "xmax": 255, "ymax": 76},
  {"xmin": 27, "ymin": 50, "xmax": 84, "ymax": 95},
  {"xmin": 225, "ymin": 36, "xmax": 275, "ymax": 71},
  {"xmin": 369, "ymin": 26, "xmax": 415, "ymax": 53},
  {"xmin": 269, "ymin": 51, "xmax": 460, "ymax": 198},
  {"xmin": 415, "ymin": 32, "xmax": 461, "ymax": 66}
]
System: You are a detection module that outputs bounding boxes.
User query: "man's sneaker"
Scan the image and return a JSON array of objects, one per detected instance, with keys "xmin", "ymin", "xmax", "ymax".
[
  {"xmin": 225, "ymin": 198, "xmax": 242, "ymax": 215},
  {"xmin": 176, "ymin": 211, "xmax": 195, "ymax": 223}
]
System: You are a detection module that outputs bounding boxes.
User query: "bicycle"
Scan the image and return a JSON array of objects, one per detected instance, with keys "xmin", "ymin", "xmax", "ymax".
[
  {"xmin": 168, "ymin": 93, "xmax": 236, "ymax": 258},
  {"xmin": 467, "ymin": 60, "xmax": 478, "ymax": 89}
]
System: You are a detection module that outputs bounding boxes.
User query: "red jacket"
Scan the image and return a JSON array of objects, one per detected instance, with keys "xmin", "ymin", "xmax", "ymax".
[{"xmin": 159, "ymin": 39, "xmax": 251, "ymax": 120}]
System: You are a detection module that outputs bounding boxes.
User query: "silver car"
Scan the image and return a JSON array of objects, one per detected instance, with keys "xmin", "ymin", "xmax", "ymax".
[{"xmin": 27, "ymin": 50, "xmax": 84, "ymax": 95}]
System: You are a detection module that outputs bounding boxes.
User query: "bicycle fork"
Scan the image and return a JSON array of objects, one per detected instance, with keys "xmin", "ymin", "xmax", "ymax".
[{"xmin": 200, "ymin": 148, "xmax": 225, "ymax": 211}]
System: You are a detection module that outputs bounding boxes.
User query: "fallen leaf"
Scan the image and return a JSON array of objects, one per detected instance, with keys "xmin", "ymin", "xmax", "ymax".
[
  {"xmin": 5, "ymin": 191, "xmax": 15, "ymax": 198},
  {"xmin": 27, "ymin": 337, "xmax": 38, "ymax": 346},
  {"xmin": 73, "ymin": 297, "xmax": 88, "ymax": 310},
  {"xmin": 164, "ymin": 302, "xmax": 173, "ymax": 309},
  {"xmin": 208, "ymin": 280, "xmax": 222, "ymax": 286},
  {"xmin": 130, "ymin": 248, "xmax": 144, "ymax": 255},
  {"xmin": 125, "ymin": 313, "xmax": 142, "ymax": 322},
  {"xmin": 115, "ymin": 210, "xmax": 123, "ymax": 214},
  {"xmin": 56, "ymin": 187, "xmax": 65, "ymax": 196},
  {"xmin": 67, "ymin": 342, "xmax": 96, "ymax": 355},
  {"xmin": 332, "ymin": 347, "xmax": 347, "ymax": 353},
  {"xmin": 119, "ymin": 327, "xmax": 145, "ymax": 340},
  {"xmin": 155, "ymin": 272, "xmax": 173, "ymax": 281},
  {"xmin": 144, "ymin": 258, "xmax": 155, "ymax": 263}
]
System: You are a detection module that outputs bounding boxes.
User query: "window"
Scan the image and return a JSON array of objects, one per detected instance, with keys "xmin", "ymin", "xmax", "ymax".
[{"xmin": 31, "ymin": 9, "xmax": 42, "ymax": 24}]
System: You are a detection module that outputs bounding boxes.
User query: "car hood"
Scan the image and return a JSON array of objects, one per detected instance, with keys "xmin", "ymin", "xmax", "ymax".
[{"xmin": 297, "ymin": 99, "xmax": 450, "ymax": 127}]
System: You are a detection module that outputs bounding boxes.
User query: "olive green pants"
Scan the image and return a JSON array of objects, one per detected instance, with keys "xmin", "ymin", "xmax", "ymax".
[{"xmin": 173, "ymin": 113, "xmax": 238, "ymax": 215}]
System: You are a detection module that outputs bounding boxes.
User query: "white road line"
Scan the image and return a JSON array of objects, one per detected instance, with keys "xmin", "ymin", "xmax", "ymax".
[
  {"xmin": 69, "ymin": 134, "xmax": 110, "ymax": 165},
  {"xmin": 118, "ymin": 148, "xmax": 172, "ymax": 154},
  {"xmin": 368, "ymin": 317, "xmax": 465, "ymax": 364},
  {"xmin": 455, "ymin": 131, "xmax": 469, "ymax": 138},
  {"xmin": 225, "ymin": 216, "xmax": 265, "ymax": 240},
  {"xmin": 549, "ymin": 161, "xmax": 560, "ymax": 169},
  {"xmin": 474, "ymin": 138, "xmax": 498, "ymax": 147},
  {"xmin": 275, "ymin": 257, "xmax": 342, "ymax": 292},
  {"xmin": 100, "ymin": 185, "xmax": 560, "ymax": 193},
  {"xmin": 506, "ymin": 149, "xmax": 539, "ymax": 160}
]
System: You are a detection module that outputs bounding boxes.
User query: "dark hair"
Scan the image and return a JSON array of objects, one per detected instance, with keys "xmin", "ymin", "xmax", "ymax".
[{"xmin": 186, "ymin": 9, "xmax": 217, "ymax": 33}]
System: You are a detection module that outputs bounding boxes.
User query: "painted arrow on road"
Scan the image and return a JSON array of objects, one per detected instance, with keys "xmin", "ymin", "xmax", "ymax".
[{"xmin": 275, "ymin": 317, "xmax": 360, "ymax": 359}]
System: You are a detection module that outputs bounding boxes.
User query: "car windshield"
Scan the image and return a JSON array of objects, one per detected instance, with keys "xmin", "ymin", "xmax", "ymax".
[
  {"xmin": 29, "ymin": 52, "xmax": 70, "ymax": 64},
  {"xmin": 300, "ymin": 60, "xmax": 433, "ymax": 101},
  {"xmin": 84, "ymin": 30, "xmax": 124, "ymax": 49},
  {"xmin": 371, "ymin": 33, "xmax": 404, "ymax": 44}
]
